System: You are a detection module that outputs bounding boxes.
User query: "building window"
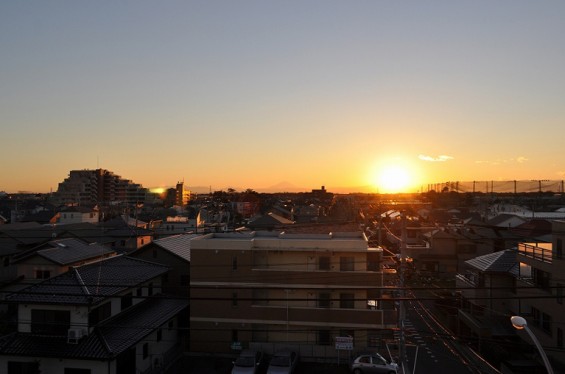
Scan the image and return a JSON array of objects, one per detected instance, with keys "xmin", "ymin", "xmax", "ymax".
[
  {"xmin": 31, "ymin": 309, "xmax": 70, "ymax": 336},
  {"xmin": 318, "ymin": 292, "xmax": 331, "ymax": 308},
  {"xmin": 8, "ymin": 362, "xmax": 40, "ymax": 374},
  {"xmin": 89, "ymin": 303, "xmax": 112, "ymax": 325},
  {"xmin": 319, "ymin": 256, "xmax": 330, "ymax": 270},
  {"xmin": 232, "ymin": 256, "xmax": 238, "ymax": 271},
  {"xmin": 340, "ymin": 293, "xmax": 355, "ymax": 309},
  {"xmin": 318, "ymin": 330, "xmax": 331, "ymax": 345},
  {"xmin": 121, "ymin": 293, "xmax": 133, "ymax": 310},
  {"xmin": 532, "ymin": 268, "xmax": 551, "ymax": 291},
  {"xmin": 142, "ymin": 343, "xmax": 148, "ymax": 359},
  {"xmin": 542, "ymin": 313, "xmax": 552, "ymax": 335},
  {"xmin": 340, "ymin": 257, "xmax": 354, "ymax": 271},
  {"xmin": 556, "ymin": 238, "xmax": 563, "ymax": 259},
  {"xmin": 232, "ymin": 292, "xmax": 238, "ymax": 307},
  {"xmin": 35, "ymin": 270, "xmax": 51, "ymax": 279},
  {"xmin": 64, "ymin": 369, "xmax": 91, "ymax": 374}
]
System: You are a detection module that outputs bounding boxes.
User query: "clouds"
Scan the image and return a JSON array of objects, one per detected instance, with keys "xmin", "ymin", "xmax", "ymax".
[
  {"xmin": 475, "ymin": 156, "xmax": 529, "ymax": 166},
  {"xmin": 419, "ymin": 154, "xmax": 454, "ymax": 162}
]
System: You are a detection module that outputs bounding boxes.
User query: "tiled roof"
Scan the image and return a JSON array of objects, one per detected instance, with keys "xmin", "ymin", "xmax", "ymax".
[
  {"xmin": 6, "ymin": 255, "xmax": 169, "ymax": 305},
  {"xmin": 465, "ymin": 250, "xmax": 518, "ymax": 274},
  {"xmin": 152, "ymin": 234, "xmax": 199, "ymax": 261},
  {"xmin": 0, "ymin": 296, "xmax": 188, "ymax": 359},
  {"xmin": 13, "ymin": 238, "xmax": 115, "ymax": 265}
]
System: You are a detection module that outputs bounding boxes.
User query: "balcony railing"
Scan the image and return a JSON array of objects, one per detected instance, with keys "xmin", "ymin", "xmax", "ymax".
[{"xmin": 517, "ymin": 242, "xmax": 552, "ymax": 264}]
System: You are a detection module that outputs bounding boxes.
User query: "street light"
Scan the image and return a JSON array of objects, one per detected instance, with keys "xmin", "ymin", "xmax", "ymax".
[{"xmin": 510, "ymin": 316, "xmax": 554, "ymax": 374}]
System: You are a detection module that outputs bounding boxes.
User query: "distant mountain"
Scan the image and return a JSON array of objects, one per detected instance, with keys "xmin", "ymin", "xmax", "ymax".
[{"xmin": 257, "ymin": 181, "xmax": 306, "ymax": 193}]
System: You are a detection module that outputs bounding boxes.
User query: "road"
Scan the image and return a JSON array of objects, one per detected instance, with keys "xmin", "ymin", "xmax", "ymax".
[{"xmin": 398, "ymin": 289, "xmax": 500, "ymax": 374}]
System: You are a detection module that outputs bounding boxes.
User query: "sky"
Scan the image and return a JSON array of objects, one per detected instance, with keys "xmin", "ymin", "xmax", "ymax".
[{"xmin": 2, "ymin": 1, "xmax": 565, "ymax": 194}]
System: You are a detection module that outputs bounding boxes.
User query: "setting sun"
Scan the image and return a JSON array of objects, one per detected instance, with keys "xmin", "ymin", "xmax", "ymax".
[{"xmin": 373, "ymin": 165, "xmax": 413, "ymax": 193}]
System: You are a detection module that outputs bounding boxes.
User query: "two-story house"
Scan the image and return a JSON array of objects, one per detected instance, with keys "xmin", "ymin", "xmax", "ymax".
[
  {"xmin": 189, "ymin": 231, "xmax": 397, "ymax": 362},
  {"xmin": 0, "ymin": 255, "xmax": 188, "ymax": 374}
]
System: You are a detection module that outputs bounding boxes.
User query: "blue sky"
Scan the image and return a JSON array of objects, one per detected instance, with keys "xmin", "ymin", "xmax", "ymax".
[{"xmin": 2, "ymin": 1, "xmax": 565, "ymax": 193}]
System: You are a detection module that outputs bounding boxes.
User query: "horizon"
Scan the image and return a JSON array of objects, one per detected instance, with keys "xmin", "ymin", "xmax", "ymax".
[{"xmin": 2, "ymin": 2, "xmax": 565, "ymax": 194}]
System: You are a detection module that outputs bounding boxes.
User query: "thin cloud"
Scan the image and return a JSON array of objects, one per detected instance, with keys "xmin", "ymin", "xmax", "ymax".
[
  {"xmin": 475, "ymin": 157, "xmax": 528, "ymax": 165},
  {"xmin": 418, "ymin": 154, "xmax": 454, "ymax": 162}
]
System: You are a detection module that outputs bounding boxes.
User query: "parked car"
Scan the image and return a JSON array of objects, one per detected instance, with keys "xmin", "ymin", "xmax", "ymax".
[
  {"xmin": 232, "ymin": 350, "xmax": 265, "ymax": 374},
  {"xmin": 350, "ymin": 353, "xmax": 398, "ymax": 374},
  {"xmin": 266, "ymin": 349, "xmax": 298, "ymax": 374}
]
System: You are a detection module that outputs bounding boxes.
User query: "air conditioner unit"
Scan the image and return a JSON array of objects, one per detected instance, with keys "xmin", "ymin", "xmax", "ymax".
[{"xmin": 67, "ymin": 328, "xmax": 84, "ymax": 344}]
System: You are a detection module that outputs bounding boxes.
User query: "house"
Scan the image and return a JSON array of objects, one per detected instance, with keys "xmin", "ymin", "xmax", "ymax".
[
  {"xmin": 246, "ymin": 213, "xmax": 294, "ymax": 230},
  {"xmin": 0, "ymin": 255, "xmax": 188, "ymax": 374},
  {"xmin": 10, "ymin": 238, "xmax": 116, "ymax": 284},
  {"xmin": 53, "ymin": 206, "xmax": 100, "ymax": 225},
  {"xmin": 189, "ymin": 231, "xmax": 397, "ymax": 361},
  {"xmin": 455, "ymin": 250, "xmax": 519, "ymax": 362},
  {"xmin": 131, "ymin": 233, "xmax": 197, "ymax": 298}
]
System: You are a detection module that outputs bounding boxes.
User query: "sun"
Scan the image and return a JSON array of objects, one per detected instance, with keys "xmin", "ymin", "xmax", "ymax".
[{"xmin": 374, "ymin": 165, "xmax": 412, "ymax": 193}]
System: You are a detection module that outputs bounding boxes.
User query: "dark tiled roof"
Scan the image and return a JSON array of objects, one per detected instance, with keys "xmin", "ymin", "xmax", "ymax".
[
  {"xmin": 152, "ymin": 234, "xmax": 198, "ymax": 262},
  {"xmin": 13, "ymin": 238, "xmax": 115, "ymax": 265},
  {"xmin": 465, "ymin": 249, "xmax": 518, "ymax": 274},
  {"xmin": 0, "ymin": 296, "xmax": 188, "ymax": 359},
  {"xmin": 6, "ymin": 255, "xmax": 169, "ymax": 305}
]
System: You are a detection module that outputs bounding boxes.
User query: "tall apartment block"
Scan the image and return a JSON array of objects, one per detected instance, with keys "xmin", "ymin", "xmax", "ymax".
[
  {"xmin": 55, "ymin": 169, "xmax": 150, "ymax": 206},
  {"xmin": 189, "ymin": 231, "xmax": 397, "ymax": 361}
]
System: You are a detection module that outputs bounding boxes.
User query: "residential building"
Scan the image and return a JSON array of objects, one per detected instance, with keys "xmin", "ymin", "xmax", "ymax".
[
  {"xmin": 455, "ymin": 250, "xmax": 518, "ymax": 362},
  {"xmin": 0, "ymin": 255, "xmax": 188, "ymax": 374},
  {"xmin": 189, "ymin": 231, "xmax": 397, "ymax": 361},
  {"xmin": 55, "ymin": 169, "xmax": 153, "ymax": 207},
  {"xmin": 52, "ymin": 206, "xmax": 99, "ymax": 225},
  {"xmin": 513, "ymin": 220, "xmax": 565, "ymax": 371}
]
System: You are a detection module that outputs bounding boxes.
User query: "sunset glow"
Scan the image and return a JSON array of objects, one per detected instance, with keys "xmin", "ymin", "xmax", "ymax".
[{"xmin": 373, "ymin": 165, "xmax": 413, "ymax": 193}]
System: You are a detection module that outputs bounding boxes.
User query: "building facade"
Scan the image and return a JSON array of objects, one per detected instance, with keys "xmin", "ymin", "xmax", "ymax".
[{"xmin": 189, "ymin": 231, "xmax": 397, "ymax": 361}]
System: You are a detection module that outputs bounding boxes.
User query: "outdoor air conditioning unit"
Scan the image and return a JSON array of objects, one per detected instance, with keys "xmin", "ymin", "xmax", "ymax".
[{"xmin": 67, "ymin": 328, "xmax": 84, "ymax": 344}]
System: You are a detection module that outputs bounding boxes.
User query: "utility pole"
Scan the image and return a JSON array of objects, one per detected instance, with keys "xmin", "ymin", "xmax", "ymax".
[{"xmin": 398, "ymin": 212, "xmax": 407, "ymax": 373}]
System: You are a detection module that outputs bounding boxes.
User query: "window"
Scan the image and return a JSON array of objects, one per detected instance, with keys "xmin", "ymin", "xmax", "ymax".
[
  {"xmin": 121, "ymin": 293, "xmax": 133, "ymax": 310},
  {"xmin": 319, "ymin": 256, "xmax": 330, "ymax": 270},
  {"xmin": 31, "ymin": 309, "xmax": 70, "ymax": 336},
  {"xmin": 340, "ymin": 257, "xmax": 354, "ymax": 271},
  {"xmin": 318, "ymin": 292, "xmax": 331, "ymax": 308},
  {"xmin": 64, "ymin": 369, "xmax": 91, "ymax": 374},
  {"xmin": 556, "ymin": 238, "xmax": 563, "ymax": 259},
  {"xmin": 142, "ymin": 343, "xmax": 149, "ymax": 359},
  {"xmin": 232, "ymin": 292, "xmax": 238, "ymax": 307},
  {"xmin": 340, "ymin": 293, "xmax": 355, "ymax": 309},
  {"xmin": 8, "ymin": 361, "xmax": 40, "ymax": 374},
  {"xmin": 35, "ymin": 270, "xmax": 51, "ymax": 279},
  {"xmin": 533, "ymin": 268, "xmax": 551, "ymax": 290},
  {"xmin": 318, "ymin": 330, "xmax": 331, "ymax": 345},
  {"xmin": 89, "ymin": 303, "xmax": 111, "ymax": 325},
  {"xmin": 542, "ymin": 313, "xmax": 552, "ymax": 335},
  {"xmin": 232, "ymin": 256, "xmax": 238, "ymax": 271}
]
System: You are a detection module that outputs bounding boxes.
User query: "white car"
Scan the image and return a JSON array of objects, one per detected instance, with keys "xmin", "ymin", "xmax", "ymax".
[
  {"xmin": 266, "ymin": 349, "xmax": 298, "ymax": 374},
  {"xmin": 232, "ymin": 350, "xmax": 264, "ymax": 374},
  {"xmin": 350, "ymin": 353, "xmax": 398, "ymax": 374}
]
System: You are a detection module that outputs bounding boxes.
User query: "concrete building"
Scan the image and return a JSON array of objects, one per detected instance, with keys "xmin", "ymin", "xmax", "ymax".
[{"xmin": 189, "ymin": 231, "xmax": 397, "ymax": 361}]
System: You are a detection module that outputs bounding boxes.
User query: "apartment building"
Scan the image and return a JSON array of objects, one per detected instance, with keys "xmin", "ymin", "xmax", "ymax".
[
  {"xmin": 189, "ymin": 231, "xmax": 397, "ymax": 361},
  {"xmin": 513, "ymin": 220, "xmax": 565, "ymax": 370}
]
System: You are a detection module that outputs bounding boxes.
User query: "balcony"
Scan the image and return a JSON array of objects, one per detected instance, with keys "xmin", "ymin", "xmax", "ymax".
[{"xmin": 517, "ymin": 242, "xmax": 552, "ymax": 264}]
